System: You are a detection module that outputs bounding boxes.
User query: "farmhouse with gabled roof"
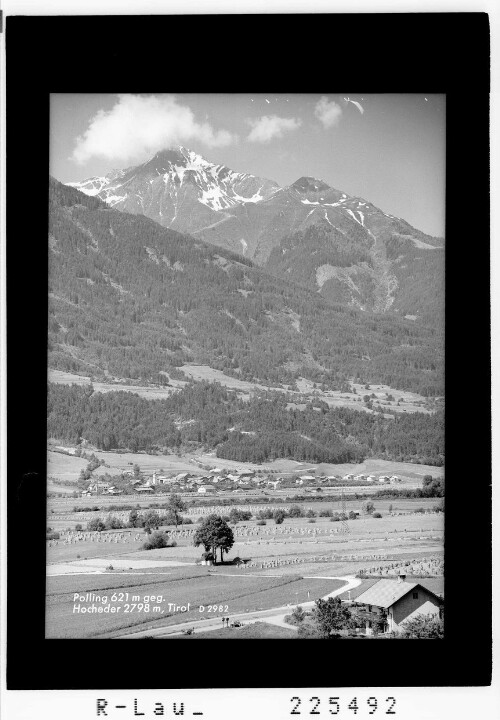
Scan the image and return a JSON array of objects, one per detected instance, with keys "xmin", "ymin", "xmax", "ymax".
[{"xmin": 350, "ymin": 572, "xmax": 443, "ymax": 634}]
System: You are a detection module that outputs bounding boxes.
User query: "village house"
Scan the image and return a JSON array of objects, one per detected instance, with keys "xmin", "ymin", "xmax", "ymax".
[
  {"xmin": 346, "ymin": 573, "xmax": 443, "ymax": 635},
  {"xmin": 135, "ymin": 485, "xmax": 154, "ymax": 493},
  {"xmin": 198, "ymin": 485, "xmax": 216, "ymax": 494},
  {"xmin": 366, "ymin": 475, "xmax": 377, "ymax": 482},
  {"xmin": 343, "ymin": 474, "xmax": 354, "ymax": 481},
  {"xmin": 267, "ymin": 479, "xmax": 283, "ymax": 489},
  {"xmin": 87, "ymin": 481, "xmax": 111, "ymax": 494}
]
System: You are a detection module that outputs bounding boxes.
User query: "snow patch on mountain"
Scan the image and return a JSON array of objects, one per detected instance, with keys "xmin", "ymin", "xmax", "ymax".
[{"xmin": 345, "ymin": 208, "xmax": 365, "ymax": 226}]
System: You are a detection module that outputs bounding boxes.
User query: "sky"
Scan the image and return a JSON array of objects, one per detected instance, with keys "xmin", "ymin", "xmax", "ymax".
[{"xmin": 50, "ymin": 93, "xmax": 445, "ymax": 237}]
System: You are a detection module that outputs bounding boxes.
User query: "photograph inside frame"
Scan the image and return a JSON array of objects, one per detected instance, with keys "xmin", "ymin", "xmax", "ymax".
[{"xmin": 46, "ymin": 92, "xmax": 445, "ymax": 641}]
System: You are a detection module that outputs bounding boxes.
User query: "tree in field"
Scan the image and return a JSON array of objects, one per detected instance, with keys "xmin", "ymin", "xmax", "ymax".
[
  {"xmin": 399, "ymin": 613, "xmax": 444, "ymax": 639},
  {"xmin": 362, "ymin": 500, "xmax": 375, "ymax": 515},
  {"xmin": 87, "ymin": 518, "xmax": 105, "ymax": 532},
  {"xmin": 312, "ymin": 597, "xmax": 353, "ymax": 638},
  {"xmin": 142, "ymin": 530, "xmax": 170, "ymax": 551},
  {"xmin": 167, "ymin": 493, "xmax": 187, "ymax": 529},
  {"xmin": 193, "ymin": 514, "xmax": 234, "ymax": 564},
  {"xmin": 143, "ymin": 510, "xmax": 161, "ymax": 535},
  {"xmin": 273, "ymin": 509, "xmax": 286, "ymax": 524},
  {"xmin": 228, "ymin": 507, "xmax": 242, "ymax": 524},
  {"xmin": 128, "ymin": 509, "xmax": 142, "ymax": 528}
]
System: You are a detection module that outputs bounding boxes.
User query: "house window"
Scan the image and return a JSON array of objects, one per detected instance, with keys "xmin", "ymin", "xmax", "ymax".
[{"xmin": 413, "ymin": 592, "xmax": 419, "ymax": 599}]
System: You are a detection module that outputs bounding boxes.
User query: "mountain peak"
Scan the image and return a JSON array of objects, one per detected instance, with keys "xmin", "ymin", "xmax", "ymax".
[
  {"xmin": 291, "ymin": 177, "xmax": 331, "ymax": 193},
  {"xmin": 144, "ymin": 147, "xmax": 187, "ymax": 169}
]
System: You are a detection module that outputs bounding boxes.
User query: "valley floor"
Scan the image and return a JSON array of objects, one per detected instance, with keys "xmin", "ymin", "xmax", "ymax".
[{"xmin": 46, "ymin": 506, "xmax": 443, "ymax": 639}]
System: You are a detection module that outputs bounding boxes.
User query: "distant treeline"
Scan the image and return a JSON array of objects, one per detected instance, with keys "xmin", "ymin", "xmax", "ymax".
[{"xmin": 48, "ymin": 380, "xmax": 444, "ymax": 465}]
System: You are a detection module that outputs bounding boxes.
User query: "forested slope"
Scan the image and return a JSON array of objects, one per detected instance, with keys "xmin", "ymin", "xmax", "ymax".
[{"xmin": 49, "ymin": 178, "xmax": 443, "ymax": 396}]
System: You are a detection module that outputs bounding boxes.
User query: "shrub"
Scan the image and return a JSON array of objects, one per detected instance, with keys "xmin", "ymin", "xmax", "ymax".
[
  {"xmin": 306, "ymin": 509, "xmax": 316, "ymax": 518},
  {"xmin": 273, "ymin": 510, "xmax": 286, "ymax": 525},
  {"xmin": 319, "ymin": 509, "xmax": 333, "ymax": 517},
  {"xmin": 141, "ymin": 530, "xmax": 170, "ymax": 550},
  {"xmin": 105, "ymin": 515, "xmax": 124, "ymax": 530},
  {"xmin": 348, "ymin": 511, "xmax": 357, "ymax": 520},
  {"xmin": 46, "ymin": 531, "xmax": 60, "ymax": 540},
  {"xmin": 308, "ymin": 518, "xmax": 316, "ymax": 523},
  {"xmin": 256, "ymin": 519, "xmax": 266, "ymax": 526},
  {"xmin": 372, "ymin": 512, "xmax": 382, "ymax": 518},
  {"xmin": 285, "ymin": 605, "xmax": 306, "ymax": 626},
  {"xmin": 87, "ymin": 518, "xmax": 106, "ymax": 532},
  {"xmin": 330, "ymin": 514, "xmax": 340, "ymax": 522},
  {"xmin": 75, "ymin": 524, "xmax": 82, "ymax": 531},
  {"xmin": 288, "ymin": 505, "xmax": 304, "ymax": 518}
]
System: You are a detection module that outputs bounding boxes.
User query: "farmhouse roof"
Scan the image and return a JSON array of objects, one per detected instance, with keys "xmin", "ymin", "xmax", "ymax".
[
  {"xmin": 354, "ymin": 580, "xmax": 441, "ymax": 609},
  {"xmin": 403, "ymin": 600, "xmax": 440, "ymax": 623}
]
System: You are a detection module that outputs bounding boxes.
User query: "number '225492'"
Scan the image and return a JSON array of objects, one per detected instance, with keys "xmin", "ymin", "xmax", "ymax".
[{"xmin": 290, "ymin": 696, "xmax": 397, "ymax": 715}]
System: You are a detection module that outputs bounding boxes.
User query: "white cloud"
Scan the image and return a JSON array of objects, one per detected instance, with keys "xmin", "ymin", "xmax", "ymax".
[
  {"xmin": 314, "ymin": 96, "xmax": 343, "ymax": 128},
  {"xmin": 72, "ymin": 94, "xmax": 237, "ymax": 164},
  {"xmin": 247, "ymin": 115, "xmax": 302, "ymax": 143}
]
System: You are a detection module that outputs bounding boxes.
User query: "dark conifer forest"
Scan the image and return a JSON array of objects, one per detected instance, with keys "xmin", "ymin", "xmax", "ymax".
[{"xmin": 48, "ymin": 381, "xmax": 444, "ymax": 466}]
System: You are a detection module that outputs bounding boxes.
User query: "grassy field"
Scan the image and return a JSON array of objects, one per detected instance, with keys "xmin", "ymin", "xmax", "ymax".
[
  {"xmin": 46, "ymin": 572, "xmax": 345, "ymax": 638},
  {"xmin": 45, "ymin": 503, "xmax": 443, "ymax": 638},
  {"xmin": 48, "ymin": 370, "xmax": 187, "ymax": 398},
  {"xmin": 176, "ymin": 621, "xmax": 297, "ymax": 639},
  {"xmin": 47, "ymin": 496, "xmax": 441, "ymax": 528},
  {"xmin": 50, "ymin": 367, "xmax": 435, "ymax": 417},
  {"xmin": 180, "ymin": 364, "xmax": 433, "ymax": 414}
]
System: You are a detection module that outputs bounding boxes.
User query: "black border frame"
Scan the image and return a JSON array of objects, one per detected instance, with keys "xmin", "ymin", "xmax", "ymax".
[{"xmin": 6, "ymin": 13, "xmax": 491, "ymax": 690}]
